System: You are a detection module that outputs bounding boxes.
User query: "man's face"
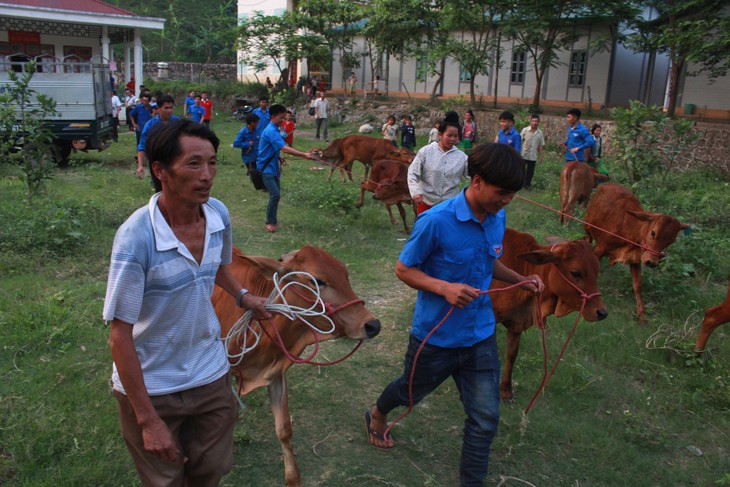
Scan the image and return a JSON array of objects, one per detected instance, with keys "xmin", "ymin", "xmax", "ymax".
[
  {"xmin": 470, "ymin": 176, "xmax": 516, "ymax": 215},
  {"xmin": 141, "ymin": 96, "xmax": 150, "ymax": 107},
  {"xmin": 530, "ymin": 118, "xmax": 539, "ymax": 129},
  {"xmin": 567, "ymin": 114, "xmax": 578, "ymax": 126},
  {"xmin": 319, "ymin": 92, "xmax": 325, "ymax": 99},
  {"xmin": 158, "ymin": 102, "xmax": 174, "ymax": 120},
  {"xmin": 201, "ymin": 93, "xmax": 208, "ymax": 100},
  {"xmin": 154, "ymin": 135, "xmax": 217, "ymax": 205},
  {"xmin": 195, "ymin": 97, "xmax": 201, "ymax": 106},
  {"xmin": 259, "ymin": 99, "xmax": 269, "ymax": 110},
  {"xmin": 499, "ymin": 119, "xmax": 513, "ymax": 131},
  {"xmin": 271, "ymin": 112, "xmax": 286, "ymax": 126}
]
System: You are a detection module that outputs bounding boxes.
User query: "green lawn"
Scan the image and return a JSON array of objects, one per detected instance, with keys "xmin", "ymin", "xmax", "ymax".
[{"xmin": 1, "ymin": 114, "xmax": 728, "ymax": 487}]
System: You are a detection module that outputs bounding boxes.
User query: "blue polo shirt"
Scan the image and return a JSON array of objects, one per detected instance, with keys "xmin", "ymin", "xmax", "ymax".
[
  {"xmin": 253, "ymin": 107, "xmax": 270, "ymax": 137},
  {"xmin": 399, "ymin": 189, "xmax": 505, "ymax": 347},
  {"xmin": 137, "ymin": 115, "xmax": 181, "ymax": 152},
  {"xmin": 233, "ymin": 125, "xmax": 259, "ymax": 164},
  {"xmin": 130, "ymin": 104, "xmax": 153, "ymax": 133},
  {"xmin": 257, "ymin": 121, "xmax": 284, "ymax": 177},
  {"xmin": 564, "ymin": 122, "xmax": 592, "ymax": 162},
  {"xmin": 497, "ymin": 127, "xmax": 522, "ymax": 153}
]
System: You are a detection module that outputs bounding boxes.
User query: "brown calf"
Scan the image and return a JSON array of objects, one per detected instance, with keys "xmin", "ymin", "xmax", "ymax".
[
  {"xmin": 212, "ymin": 246, "xmax": 381, "ymax": 487},
  {"xmin": 312, "ymin": 135, "xmax": 414, "ymax": 182},
  {"xmin": 696, "ymin": 280, "xmax": 730, "ymax": 352},
  {"xmin": 355, "ymin": 158, "xmax": 416, "ymax": 232},
  {"xmin": 584, "ymin": 183, "xmax": 689, "ymax": 324},
  {"xmin": 559, "ymin": 161, "xmax": 609, "ymax": 225},
  {"xmin": 490, "ymin": 228, "xmax": 608, "ymax": 402}
]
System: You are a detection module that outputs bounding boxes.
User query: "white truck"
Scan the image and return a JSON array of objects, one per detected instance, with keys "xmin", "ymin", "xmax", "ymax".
[{"xmin": 0, "ymin": 58, "xmax": 116, "ymax": 166}]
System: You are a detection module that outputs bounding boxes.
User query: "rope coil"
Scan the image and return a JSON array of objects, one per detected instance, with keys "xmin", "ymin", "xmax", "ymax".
[{"xmin": 223, "ymin": 271, "xmax": 336, "ymax": 366}]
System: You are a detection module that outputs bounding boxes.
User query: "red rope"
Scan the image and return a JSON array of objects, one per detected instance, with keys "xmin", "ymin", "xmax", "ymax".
[
  {"xmin": 383, "ymin": 281, "xmax": 534, "ymax": 438},
  {"xmin": 514, "ymin": 193, "xmax": 664, "ymax": 258}
]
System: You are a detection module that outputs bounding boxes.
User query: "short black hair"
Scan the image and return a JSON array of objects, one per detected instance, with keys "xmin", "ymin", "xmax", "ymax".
[
  {"xmin": 591, "ymin": 123, "xmax": 601, "ymax": 134},
  {"xmin": 498, "ymin": 111, "xmax": 515, "ymax": 122},
  {"xmin": 269, "ymin": 104, "xmax": 287, "ymax": 117},
  {"xmin": 245, "ymin": 113, "xmax": 260, "ymax": 125},
  {"xmin": 259, "ymin": 95, "xmax": 269, "ymax": 101},
  {"xmin": 531, "ymin": 114, "xmax": 540, "ymax": 121},
  {"xmin": 157, "ymin": 94, "xmax": 175, "ymax": 107},
  {"xmin": 567, "ymin": 108, "xmax": 581, "ymax": 118},
  {"xmin": 467, "ymin": 143, "xmax": 525, "ymax": 192},
  {"xmin": 147, "ymin": 120, "xmax": 220, "ymax": 192}
]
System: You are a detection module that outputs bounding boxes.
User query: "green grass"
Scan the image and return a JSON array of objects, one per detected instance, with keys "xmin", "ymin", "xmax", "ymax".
[{"xmin": 1, "ymin": 115, "xmax": 729, "ymax": 486}]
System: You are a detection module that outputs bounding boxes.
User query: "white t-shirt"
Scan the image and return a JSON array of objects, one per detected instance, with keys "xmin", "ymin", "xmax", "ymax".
[
  {"xmin": 111, "ymin": 95, "xmax": 122, "ymax": 117},
  {"xmin": 314, "ymin": 98, "xmax": 329, "ymax": 119}
]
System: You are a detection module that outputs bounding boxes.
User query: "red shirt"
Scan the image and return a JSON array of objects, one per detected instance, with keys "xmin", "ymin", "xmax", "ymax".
[
  {"xmin": 282, "ymin": 120, "xmax": 296, "ymax": 145},
  {"xmin": 200, "ymin": 98, "xmax": 213, "ymax": 120}
]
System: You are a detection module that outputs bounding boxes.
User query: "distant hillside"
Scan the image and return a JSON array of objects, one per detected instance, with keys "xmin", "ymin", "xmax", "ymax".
[{"xmin": 108, "ymin": 0, "xmax": 238, "ymax": 63}]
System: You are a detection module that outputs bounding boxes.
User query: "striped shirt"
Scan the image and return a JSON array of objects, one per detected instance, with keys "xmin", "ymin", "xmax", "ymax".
[
  {"xmin": 407, "ymin": 142, "xmax": 469, "ymax": 206},
  {"xmin": 103, "ymin": 194, "xmax": 232, "ymax": 396}
]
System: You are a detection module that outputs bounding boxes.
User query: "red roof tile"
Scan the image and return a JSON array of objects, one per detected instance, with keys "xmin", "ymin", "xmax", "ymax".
[{"xmin": 6, "ymin": 0, "xmax": 137, "ymax": 17}]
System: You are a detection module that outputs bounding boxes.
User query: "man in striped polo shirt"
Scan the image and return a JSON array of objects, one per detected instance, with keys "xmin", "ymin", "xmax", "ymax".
[{"xmin": 104, "ymin": 120, "xmax": 269, "ymax": 486}]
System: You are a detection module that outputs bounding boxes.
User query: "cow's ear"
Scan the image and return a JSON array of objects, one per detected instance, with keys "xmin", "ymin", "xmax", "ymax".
[
  {"xmin": 595, "ymin": 174, "xmax": 610, "ymax": 182},
  {"xmin": 626, "ymin": 209, "xmax": 656, "ymax": 221},
  {"xmin": 544, "ymin": 236, "xmax": 568, "ymax": 246},
  {"xmin": 518, "ymin": 250, "xmax": 560, "ymax": 265},
  {"xmin": 240, "ymin": 255, "xmax": 284, "ymax": 280}
]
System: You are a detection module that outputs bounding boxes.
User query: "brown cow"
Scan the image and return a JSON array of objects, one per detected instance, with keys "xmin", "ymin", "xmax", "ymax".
[
  {"xmin": 695, "ymin": 280, "xmax": 730, "ymax": 352},
  {"xmin": 584, "ymin": 183, "xmax": 690, "ymax": 324},
  {"xmin": 490, "ymin": 228, "xmax": 608, "ymax": 402},
  {"xmin": 312, "ymin": 135, "xmax": 415, "ymax": 182},
  {"xmin": 559, "ymin": 161, "xmax": 609, "ymax": 225},
  {"xmin": 355, "ymin": 158, "xmax": 416, "ymax": 232},
  {"xmin": 212, "ymin": 245, "xmax": 381, "ymax": 487}
]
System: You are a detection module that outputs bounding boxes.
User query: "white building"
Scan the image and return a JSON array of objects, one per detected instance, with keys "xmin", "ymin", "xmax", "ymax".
[{"xmin": 0, "ymin": 0, "xmax": 164, "ymax": 96}]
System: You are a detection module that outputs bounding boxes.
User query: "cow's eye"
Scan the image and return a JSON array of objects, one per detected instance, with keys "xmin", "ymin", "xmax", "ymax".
[
  {"xmin": 650, "ymin": 230, "xmax": 656, "ymax": 238},
  {"xmin": 314, "ymin": 278, "xmax": 327, "ymax": 287},
  {"xmin": 570, "ymin": 271, "xmax": 582, "ymax": 279}
]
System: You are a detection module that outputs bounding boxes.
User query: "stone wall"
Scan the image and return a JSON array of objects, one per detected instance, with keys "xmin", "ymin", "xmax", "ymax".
[{"xmin": 142, "ymin": 63, "xmax": 237, "ymax": 83}]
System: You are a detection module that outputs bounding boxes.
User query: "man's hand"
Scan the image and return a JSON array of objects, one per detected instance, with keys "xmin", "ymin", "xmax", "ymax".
[
  {"xmin": 241, "ymin": 293, "xmax": 272, "ymax": 320},
  {"xmin": 136, "ymin": 165, "xmax": 145, "ymax": 179},
  {"xmin": 303, "ymin": 151, "xmax": 314, "ymax": 160},
  {"xmin": 518, "ymin": 274, "xmax": 544, "ymax": 295},
  {"xmin": 412, "ymin": 194, "xmax": 424, "ymax": 205},
  {"xmin": 141, "ymin": 417, "xmax": 180, "ymax": 462},
  {"xmin": 441, "ymin": 282, "xmax": 480, "ymax": 308}
]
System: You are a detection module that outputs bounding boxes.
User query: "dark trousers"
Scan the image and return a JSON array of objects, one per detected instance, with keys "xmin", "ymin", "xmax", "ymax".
[
  {"xmin": 524, "ymin": 160, "xmax": 536, "ymax": 188},
  {"xmin": 376, "ymin": 333, "xmax": 501, "ymax": 486}
]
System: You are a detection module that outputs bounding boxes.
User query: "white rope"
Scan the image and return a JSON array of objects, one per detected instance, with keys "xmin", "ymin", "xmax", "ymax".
[{"xmin": 223, "ymin": 271, "xmax": 336, "ymax": 366}]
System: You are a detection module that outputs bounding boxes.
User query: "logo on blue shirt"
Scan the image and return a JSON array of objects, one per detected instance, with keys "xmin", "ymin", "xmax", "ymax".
[{"xmin": 493, "ymin": 244, "xmax": 502, "ymax": 257}]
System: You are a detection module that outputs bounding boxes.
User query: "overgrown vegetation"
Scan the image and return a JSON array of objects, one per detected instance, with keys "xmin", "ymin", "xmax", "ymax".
[
  {"xmin": 1, "ymin": 104, "xmax": 728, "ymax": 486},
  {"xmin": 0, "ymin": 61, "xmax": 58, "ymax": 205}
]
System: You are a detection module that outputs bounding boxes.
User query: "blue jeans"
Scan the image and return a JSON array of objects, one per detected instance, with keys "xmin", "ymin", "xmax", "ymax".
[
  {"xmin": 376, "ymin": 333, "xmax": 500, "ymax": 487},
  {"xmin": 262, "ymin": 173, "xmax": 280, "ymax": 225}
]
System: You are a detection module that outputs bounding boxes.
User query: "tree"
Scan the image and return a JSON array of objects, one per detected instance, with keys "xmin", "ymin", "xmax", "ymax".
[
  {"xmin": 625, "ymin": 0, "xmax": 730, "ymax": 118},
  {"xmin": 236, "ymin": 12, "xmax": 296, "ymax": 82},
  {"xmin": 0, "ymin": 61, "xmax": 58, "ymax": 205},
  {"xmin": 292, "ymin": 0, "xmax": 366, "ymax": 82},
  {"xmin": 503, "ymin": 0, "xmax": 639, "ymax": 111},
  {"xmin": 442, "ymin": 0, "xmax": 505, "ymax": 104}
]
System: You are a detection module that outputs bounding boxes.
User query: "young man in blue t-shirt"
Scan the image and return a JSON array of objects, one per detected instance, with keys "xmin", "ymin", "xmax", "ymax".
[
  {"xmin": 495, "ymin": 111, "xmax": 522, "ymax": 154},
  {"xmin": 562, "ymin": 108, "xmax": 593, "ymax": 164},
  {"xmin": 257, "ymin": 104, "xmax": 314, "ymax": 233},
  {"xmin": 232, "ymin": 113, "xmax": 260, "ymax": 174},
  {"xmin": 365, "ymin": 143, "xmax": 544, "ymax": 486}
]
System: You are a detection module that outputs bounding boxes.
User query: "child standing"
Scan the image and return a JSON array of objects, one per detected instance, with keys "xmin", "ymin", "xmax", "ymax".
[
  {"xmin": 401, "ymin": 115, "xmax": 416, "ymax": 151},
  {"xmin": 382, "ymin": 115, "xmax": 399, "ymax": 147},
  {"xmin": 282, "ymin": 111, "xmax": 296, "ymax": 147},
  {"xmin": 428, "ymin": 120, "xmax": 440, "ymax": 144},
  {"xmin": 233, "ymin": 113, "xmax": 260, "ymax": 174}
]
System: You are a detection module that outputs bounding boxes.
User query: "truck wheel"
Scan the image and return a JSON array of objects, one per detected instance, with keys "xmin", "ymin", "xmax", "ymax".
[{"xmin": 52, "ymin": 141, "xmax": 72, "ymax": 167}]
